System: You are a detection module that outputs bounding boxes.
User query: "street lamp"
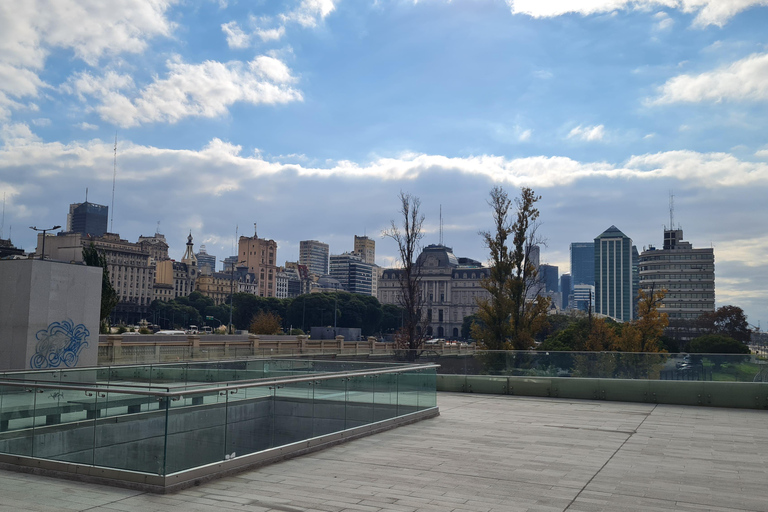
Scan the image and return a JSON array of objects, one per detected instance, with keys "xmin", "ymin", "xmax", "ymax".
[{"xmin": 29, "ymin": 225, "xmax": 61, "ymax": 260}]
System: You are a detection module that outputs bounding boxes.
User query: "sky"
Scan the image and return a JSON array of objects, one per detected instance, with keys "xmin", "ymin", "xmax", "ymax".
[{"xmin": 1, "ymin": 0, "xmax": 768, "ymax": 327}]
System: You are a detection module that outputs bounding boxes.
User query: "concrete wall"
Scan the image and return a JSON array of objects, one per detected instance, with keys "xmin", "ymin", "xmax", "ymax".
[{"xmin": 0, "ymin": 259, "xmax": 102, "ymax": 371}]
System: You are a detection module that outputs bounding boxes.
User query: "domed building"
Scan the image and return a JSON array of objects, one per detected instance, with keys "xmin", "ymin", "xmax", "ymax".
[{"xmin": 378, "ymin": 244, "xmax": 490, "ymax": 339}]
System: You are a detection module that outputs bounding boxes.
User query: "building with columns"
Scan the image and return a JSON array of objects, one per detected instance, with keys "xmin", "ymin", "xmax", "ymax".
[{"xmin": 378, "ymin": 244, "xmax": 490, "ymax": 339}]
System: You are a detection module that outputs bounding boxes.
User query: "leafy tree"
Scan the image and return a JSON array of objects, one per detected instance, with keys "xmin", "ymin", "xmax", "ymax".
[
  {"xmin": 472, "ymin": 186, "xmax": 550, "ymax": 350},
  {"xmin": 383, "ymin": 192, "xmax": 427, "ymax": 358},
  {"xmin": 612, "ymin": 288, "xmax": 668, "ymax": 352},
  {"xmin": 380, "ymin": 304, "xmax": 403, "ymax": 335},
  {"xmin": 689, "ymin": 334, "xmax": 750, "ymax": 354},
  {"xmin": 461, "ymin": 313, "xmax": 482, "ymax": 339},
  {"xmin": 698, "ymin": 305, "xmax": 751, "ymax": 343},
  {"xmin": 82, "ymin": 243, "xmax": 118, "ymax": 332},
  {"xmin": 250, "ymin": 311, "xmax": 283, "ymax": 335}
]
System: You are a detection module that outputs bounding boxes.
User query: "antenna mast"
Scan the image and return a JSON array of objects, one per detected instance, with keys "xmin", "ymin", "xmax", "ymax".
[
  {"xmin": 669, "ymin": 191, "xmax": 675, "ymax": 231},
  {"xmin": 110, "ymin": 134, "xmax": 117, "ymax": 233},
  {"xmin": 439, "ymin": 205, "xmax": 443, "ymax": 246}
]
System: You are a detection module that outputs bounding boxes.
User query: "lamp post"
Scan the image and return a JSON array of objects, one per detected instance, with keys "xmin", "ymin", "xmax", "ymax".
[{"xmin": 29, "ymin": 225, "xmax": 61, "ymax": 260}]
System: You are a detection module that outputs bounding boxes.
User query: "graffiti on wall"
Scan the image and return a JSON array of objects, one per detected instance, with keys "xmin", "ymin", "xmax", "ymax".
[{"xmin": 29, "ymin": 319, "xmax": 90, "ymax": 369}]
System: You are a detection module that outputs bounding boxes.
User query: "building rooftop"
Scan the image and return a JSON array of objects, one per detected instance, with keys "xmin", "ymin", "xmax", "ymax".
[{"xmin": 1, "ymin": 392, "xmax": 766, "ymax": 511}]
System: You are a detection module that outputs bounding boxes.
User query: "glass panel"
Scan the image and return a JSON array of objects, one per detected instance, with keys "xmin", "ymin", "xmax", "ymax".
[
  {"xmin": 225, "ymin": 384, "xmax": 272, "ymax": 458},
  {"xmin": 346, "ymin": 375, "xmax": 374, "ymax": 429},
  {"xmin": 273, "ymin": 380, "xmax": 313, "ymax": 446},
  {"xmin": 418, "ymin": 368, "xmax": 437, "ymax": 410},
  {"xmin": 92, "ymin": 389, "xmax": 167, "ymax": 474},
  {"xmin": 0, "ymin": 384, "xmax": 36, "ymax": 456},
  {"xmin": 33, "ymin": 387, "xmax": 97, "ymax": 465},
  {"xmin": 372, "ymin": 373, "xmax": 398, "ymax": 422},
  {"xmin": 396, "ymin": 372, "xmax": 419, "ymax": 416},
  {"xmin": 312, "ymin": 377, "xmax": 347, "ymax": 438},
  {"xmin": 163, "ymin": 388, "xmax": 226, "ymax": 475}
]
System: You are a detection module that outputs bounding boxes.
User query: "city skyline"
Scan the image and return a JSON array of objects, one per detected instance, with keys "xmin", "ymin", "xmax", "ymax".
[{"xmin": 1, "ymin": 1, "xmax": 767, "ymax": 327}]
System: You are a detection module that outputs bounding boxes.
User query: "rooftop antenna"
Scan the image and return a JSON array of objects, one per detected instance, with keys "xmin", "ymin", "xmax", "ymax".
[
  {"xmin": 85, "ymin": 187, "xmax": 88, "ymax": 203},
  {"xmin": 439, "ymin": 205, "xmax": 443, "ymax": 246},
  {"xmin": 110, "ymin": 133, "xmax": 117, "ymax": 233},
  {"xmin": 156, "ymin": 221, "xmax": 161, "ymax": 235},
  {"xmin": 669, "ymin": 190, "xmax": 675, "ymax": 231}
]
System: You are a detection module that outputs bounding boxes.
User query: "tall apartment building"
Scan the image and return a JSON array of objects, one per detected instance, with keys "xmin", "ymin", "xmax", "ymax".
[
  {"xmin": 239, "ymin": 225, "xmax": 278, "ymax": 297},
  {"xmin": 638, "ymin": 228, "xmax": 715, "ymax": 321},
  {"xmin": 594, "ymin": 226, "xmax": 634, "ymax": 322},
  {"xmin": 67, "ymin": 201, "xmax": 108, "ymax": 238},
  {"xmin": 353, "ymin": 235, "xmax": 375, "ymax": 264},
  {"xmin": 196, "ymin": 245, "xmax": 216, "ymax": 273},
  {"xmin": 570, "ymin": 242, "xmax": 595, "ymax": 289},
  {"xmin": 330, "ymin": 253, "xmax": 374, "ymax": 296},
  {"xmin": 299, "ymin": 240, "xmax": 329, "ymax": 276}
]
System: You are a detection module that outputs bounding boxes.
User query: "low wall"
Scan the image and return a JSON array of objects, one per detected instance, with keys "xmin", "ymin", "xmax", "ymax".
[{"xmin": 437, "ymin": 374, "xmax": 768, "ymax": 409}]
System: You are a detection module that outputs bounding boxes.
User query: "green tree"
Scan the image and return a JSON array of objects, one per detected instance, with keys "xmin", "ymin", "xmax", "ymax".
[
  {"xmin": 250, "ymin": 311, "xmax": 283, "ymax": 334},
  {"xmin": 689, "ymin": 334, "xmax": 750, "ymax": 354},
  {"xmin": 472, "ymin": 186, "xmax": 550, "ymax": 350},
  {"xmin": 82, "ymin": 243, "xmax": 118, "ymax": 332},
  {"xmin": 698, "ymin": 305, "xmax": 751, "ymax": 343}
]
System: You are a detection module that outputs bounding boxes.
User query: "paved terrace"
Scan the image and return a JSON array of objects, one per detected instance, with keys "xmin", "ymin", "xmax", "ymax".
[{"xmin": 1, "ymin": 392, "xmax": 767, "ymax": 512}]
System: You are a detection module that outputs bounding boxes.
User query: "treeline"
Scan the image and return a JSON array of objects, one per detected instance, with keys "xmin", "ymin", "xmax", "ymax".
[{"xmin": 149, "ymin": 291, "xmax": 403, "ymax": 337}]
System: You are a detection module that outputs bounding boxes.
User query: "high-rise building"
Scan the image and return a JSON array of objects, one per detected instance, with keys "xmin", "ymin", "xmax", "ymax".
[
  {"xmin": 299, "ymin": 240, "xmax": 329, "ymax": 277},
  {"xmin": 560, "ymin": 273, "xmax": 572, "ymax": 310},
  {"xmin": 222, "ymin": 255, "xmax": 238, "ymax": 273},
  {"xmin": 353, "ymin": 235, "xmax": 375, "ymax": 264},
  {"xmin": 239, "ymin": 225, "xmax": 278, "ymax": 297},
  {"xmin": 572, "ymin": 284, "xmax": 595, "ymax": 312},
  {"xmin": 639, "ymin": 227, "xmax": 715, "ymax": 322},
  {"xmin": 539, "ymin": 264, "xmax": 559, "ymax": 293},
  {"xmin": 570, "ymin": 242, "xmax": 595, "ymax": 289},
  {"xmin": 67, "ymin": 201, "xmax": 108, "ymax": 238},
  {"xmin": 330, "ymin": 253, "xmax": 374, "ymax": 296},
  {"xmin": 196, "ymin": 245, "xmax": 216, "ymax": 273},
  {"xmin": 594, "ymin": 226, "xmax": 634, "ymax": 322}
]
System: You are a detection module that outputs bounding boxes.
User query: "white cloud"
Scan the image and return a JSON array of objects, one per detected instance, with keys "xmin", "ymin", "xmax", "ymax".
[
  {"xmin": 222, "ymin": 21, "xmax": 251, "ymax": 49},
  {"xmin": 77, "ymin": 122, "xmax": 99, "ymax": 130},
  {"xmin": 256, "ymin": 26, "xmax": 287, "ymax": 42},
  {"xmin": 280, "ymin": 0, "xmax": 337, "ymax": 28},
  {"xmin": 31, "ymin": 118, "xmax": 51, "ymax": 127},
  {"xmin": 567, "ymin": 124, "xmax": 605, "ymax": 141},
  {"xmin": 0, "ymin": 0, "xmax": 176, "ymax": 114},
  {"xmin": 650, "ymin": 52, "xmax": 768, "ymax": 105},
  {"xmin": 506, "ymin": 0, "xmax": 768, "ymax": 27},
  {"xmin": 653, "ymin": 11, "xmax": 674, "ymax": 30},
  {"xmin": 68, "ymin": 56, "xmax": 303, "ymax": 127},
  {"xmin": 518, "ymin": 129, "xmax": 532, "ymax": 142},
  {"xmin": 643, "ymin": 133, "xmax": 656, "ymax": 139},
  {"xmin": 3, "ymin": 131, "xmax": 768, "ymax": 190}
]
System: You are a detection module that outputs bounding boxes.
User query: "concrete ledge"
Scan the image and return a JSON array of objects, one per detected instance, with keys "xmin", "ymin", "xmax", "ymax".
[
  {"xmin": 438, "ymin": 374, "xmax": 768, "ymax": 409},
  {"xmin": 0, "ymin": 406, "xmax": 439, "ymax": 493}
]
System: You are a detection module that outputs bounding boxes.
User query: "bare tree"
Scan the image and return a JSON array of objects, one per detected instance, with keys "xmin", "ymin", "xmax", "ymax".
[
  {"xmin": 473, "ymin": 186, "xmax": 550, "ymax": 350},
  {"xmin": 383, "ymin": 192, "xmax": 427, "ymax": 360}
]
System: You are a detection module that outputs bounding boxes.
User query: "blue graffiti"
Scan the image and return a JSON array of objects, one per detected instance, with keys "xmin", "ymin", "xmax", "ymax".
[{"xmin": 30, "ymin": 320, "xmax": 90, "ymax": 369}]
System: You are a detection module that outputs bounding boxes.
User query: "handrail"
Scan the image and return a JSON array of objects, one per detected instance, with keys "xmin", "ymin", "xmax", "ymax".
[{"xmin": 0, "ymin": 363, "xmax": 440, "ymax": 398}]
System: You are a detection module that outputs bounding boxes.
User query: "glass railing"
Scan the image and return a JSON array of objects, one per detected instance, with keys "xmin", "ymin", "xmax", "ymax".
[
  {"xmin": 0, "ymin": 361, "xmax": 438, "ymax": 480},
  {"xmin": 339, "ymin": 350, "xmax": 768, "ymax": 383}
]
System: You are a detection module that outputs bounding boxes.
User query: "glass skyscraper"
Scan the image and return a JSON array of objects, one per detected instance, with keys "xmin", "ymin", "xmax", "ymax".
[
  {"xmin": 570, "ymin": 242, "xmax": 595, "ymax": 289},
  {"xmin": 594, "ymin": 226, "xmax": 634, "ymax": 322}
]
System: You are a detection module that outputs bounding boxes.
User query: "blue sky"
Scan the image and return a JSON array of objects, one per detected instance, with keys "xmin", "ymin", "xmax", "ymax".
[{"xmin": 2, "ymin": 0, "xmax": 768, "ymax": 327}]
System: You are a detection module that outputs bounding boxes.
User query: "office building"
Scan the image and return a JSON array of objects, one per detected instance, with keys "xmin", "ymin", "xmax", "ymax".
[
  {"xmin": 570, "ymin": 242, "xmax": 595, "ymax": 289},
  {"xmin": 196, "ymin": 245, "xmax": 216, "ymax": 273},
  {"xmin": 196, "ymin": 265, "xmax": 258, "ymax": 305},
  {"xmin": 560, "ymin": 273, "xmax": 572, "ymax": 310},
  {"xmin": 378, "ymin": 244, "xmax": 490, "ymax": 339},
  {"xmin": 594, "ymin": 226, "xmax": 634, "ymax": 322},
  {"xmin": 299, "ymin": 240, "xmax": 330, "ymax": 277},
  {"xmin": 137, "ymin": 232, "xmax": 170, "ymax": 262},
  {"xmin": 222, "ymin": 255, "xmax": 238, "ymax": 273},
  {"xmin": 67, "ymin": 201, "xmax": 108, "ymax": 238},
  {"xmin": 539, "ymin": 264, "xmax": 559, "ymax": 293},
  {"xmin": 330, "ymin": 253, "xmax": 374, "ymax": 296},
  {"xmin": 239, "ymin": 225, "xmax": 278, "ymax": 297},
  {"xmin": 639, "ymin": 227, "xmax": 715, "ymax": 322},
  {"xmin": 572, "ymin": 284, "xmax": 595, "ymax": 312},
  {"xmin": 155, "ymin": 233, "xmax": 198, "ymax": 301},
  {"xmin": 353, "ymin": 235, "xmax": 376, "ymax": 264}
]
